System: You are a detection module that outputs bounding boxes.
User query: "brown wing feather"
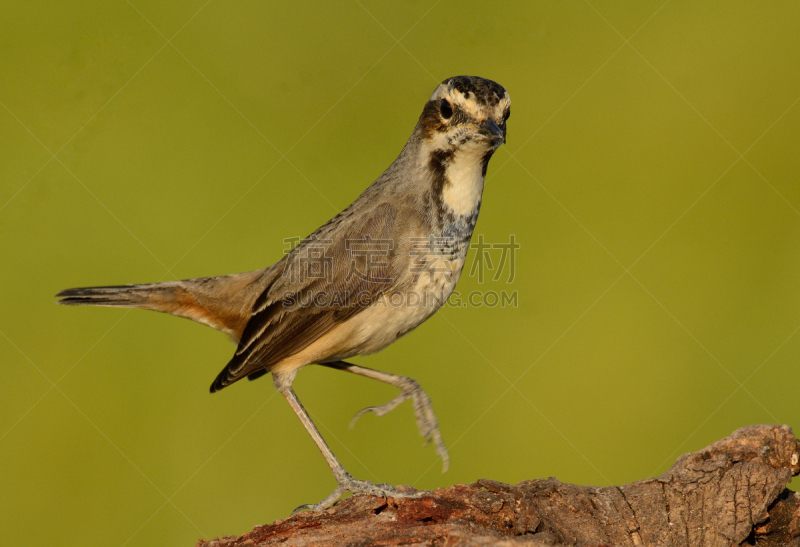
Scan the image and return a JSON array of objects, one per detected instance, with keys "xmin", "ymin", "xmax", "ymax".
[{"xmin": 211, "ymin": 203, "xmax": 400, "ymax": 392}]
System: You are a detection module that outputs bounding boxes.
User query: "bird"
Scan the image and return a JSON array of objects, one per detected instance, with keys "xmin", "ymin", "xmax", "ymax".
[{"xmin": 56, "ymin": 75, "xmax": 510, "ymax": 512}]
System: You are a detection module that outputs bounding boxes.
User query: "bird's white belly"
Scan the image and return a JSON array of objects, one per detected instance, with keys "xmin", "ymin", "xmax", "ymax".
[
  {"xmin": 270, "ymin": 258, "xmax": 466, "ymax": 373},
  {"xmin": 335, "ymin": 257, "xmax": 465, "ymax": 357}
]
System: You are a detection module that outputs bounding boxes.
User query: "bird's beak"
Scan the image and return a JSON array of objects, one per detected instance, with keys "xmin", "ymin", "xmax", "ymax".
[{"xmin": 479, "ymin": 118, "xmax": 506, "ymax": 145}]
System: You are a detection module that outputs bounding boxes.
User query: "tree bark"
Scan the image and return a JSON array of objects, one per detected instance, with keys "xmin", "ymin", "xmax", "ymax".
[{"xmin": 198, "ymin": 425, "xmax": 800, "ymax": 546}]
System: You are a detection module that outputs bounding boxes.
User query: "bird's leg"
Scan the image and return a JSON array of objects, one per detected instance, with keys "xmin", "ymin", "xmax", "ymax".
[
  {"xmin": 321, "ymin": 361, "xmax": 449, "ymax": 472},
  {"xmin": 272, "ymin": 371, "xmax": 422, "ymax": 513}
]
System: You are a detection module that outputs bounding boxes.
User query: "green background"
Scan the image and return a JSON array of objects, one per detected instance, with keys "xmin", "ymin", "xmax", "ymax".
[{"xmin": 2, "ymin": 1, "xmax": 799, "ymax": 545}]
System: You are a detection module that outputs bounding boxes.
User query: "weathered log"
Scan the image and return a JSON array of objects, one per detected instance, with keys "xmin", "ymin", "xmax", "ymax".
[{"xmin": 198, "ymin": 425, "xmax": 800, "ymax": 546}]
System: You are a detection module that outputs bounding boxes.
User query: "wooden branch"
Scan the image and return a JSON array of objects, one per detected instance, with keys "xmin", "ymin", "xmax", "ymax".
[{"xmin": 198, "ymin": 425, "xmax": 800, "ymax": 546}]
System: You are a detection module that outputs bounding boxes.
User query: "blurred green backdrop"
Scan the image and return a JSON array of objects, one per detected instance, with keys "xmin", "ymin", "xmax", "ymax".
[{"xmin": 2, "ymin": 1, "xmax": 799, "ymax": 545}]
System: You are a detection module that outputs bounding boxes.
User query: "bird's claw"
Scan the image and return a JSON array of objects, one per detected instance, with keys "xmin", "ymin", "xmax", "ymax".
[
  {"xmin": 349, "ymin": 379, "xmax": 450, "ymax": 473},
  {"xmin": 291, "ymin": 475, "xmax": 425, "ymax": 514}
]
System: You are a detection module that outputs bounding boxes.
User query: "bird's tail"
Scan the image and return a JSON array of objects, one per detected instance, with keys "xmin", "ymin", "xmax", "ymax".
[
  {"xmin": 56, "ymin": 283, "xmax": 173, "ymax": 308},
  {"xmin": 56, "ymin": 269, "xmax": 273, "ymax": 341}
]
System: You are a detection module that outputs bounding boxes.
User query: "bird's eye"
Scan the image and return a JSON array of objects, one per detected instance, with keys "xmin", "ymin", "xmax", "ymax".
[
  {"xmin": 503, "ymin": 108, "xmax": 510, "ymax": 122},
  {"xmin": 440, "ymin": 99, "xmax": 453, "ymax": 120}
]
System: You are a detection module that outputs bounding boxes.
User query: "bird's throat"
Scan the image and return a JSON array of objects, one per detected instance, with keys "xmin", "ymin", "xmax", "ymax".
[{"xmin": 439, "ymin": 148, "xmax": 486, "ymax": 217}]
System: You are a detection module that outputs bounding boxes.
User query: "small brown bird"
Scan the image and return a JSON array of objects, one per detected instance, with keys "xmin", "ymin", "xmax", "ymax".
[{"xmin": 57, "ymin": 75, "xmax": 510, "ymax": 511}]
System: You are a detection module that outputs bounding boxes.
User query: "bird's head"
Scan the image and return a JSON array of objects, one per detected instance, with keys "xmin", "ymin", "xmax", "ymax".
[{"xmin": 416, "ymin": 76, "xmax": 510, "ymax": 154}]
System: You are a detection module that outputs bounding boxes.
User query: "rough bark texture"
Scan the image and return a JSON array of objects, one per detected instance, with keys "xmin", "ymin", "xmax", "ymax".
[{"xmin": 198, "ymin": 425, "xmax": 800, "ymax": 546}]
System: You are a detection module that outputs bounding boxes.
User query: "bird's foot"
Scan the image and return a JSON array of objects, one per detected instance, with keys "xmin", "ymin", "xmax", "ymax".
[
  {"xmin": 349, "ymin": 377, "xmax": 450, "ymax": 472},
  {"xmin": 291, "ymin": 475, "xmax": 424, "ymax": 514}
]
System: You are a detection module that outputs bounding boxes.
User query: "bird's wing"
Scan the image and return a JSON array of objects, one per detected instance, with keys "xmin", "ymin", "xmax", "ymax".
[{"xmin": 210, "ymin": 202, "xmax": 403, "ymax": 391}]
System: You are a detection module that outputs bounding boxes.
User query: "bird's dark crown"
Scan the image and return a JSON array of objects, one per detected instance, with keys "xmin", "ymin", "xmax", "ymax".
[{"xmin": 446, "ymin": 76, "xmax": 507, "ymax": 107}]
